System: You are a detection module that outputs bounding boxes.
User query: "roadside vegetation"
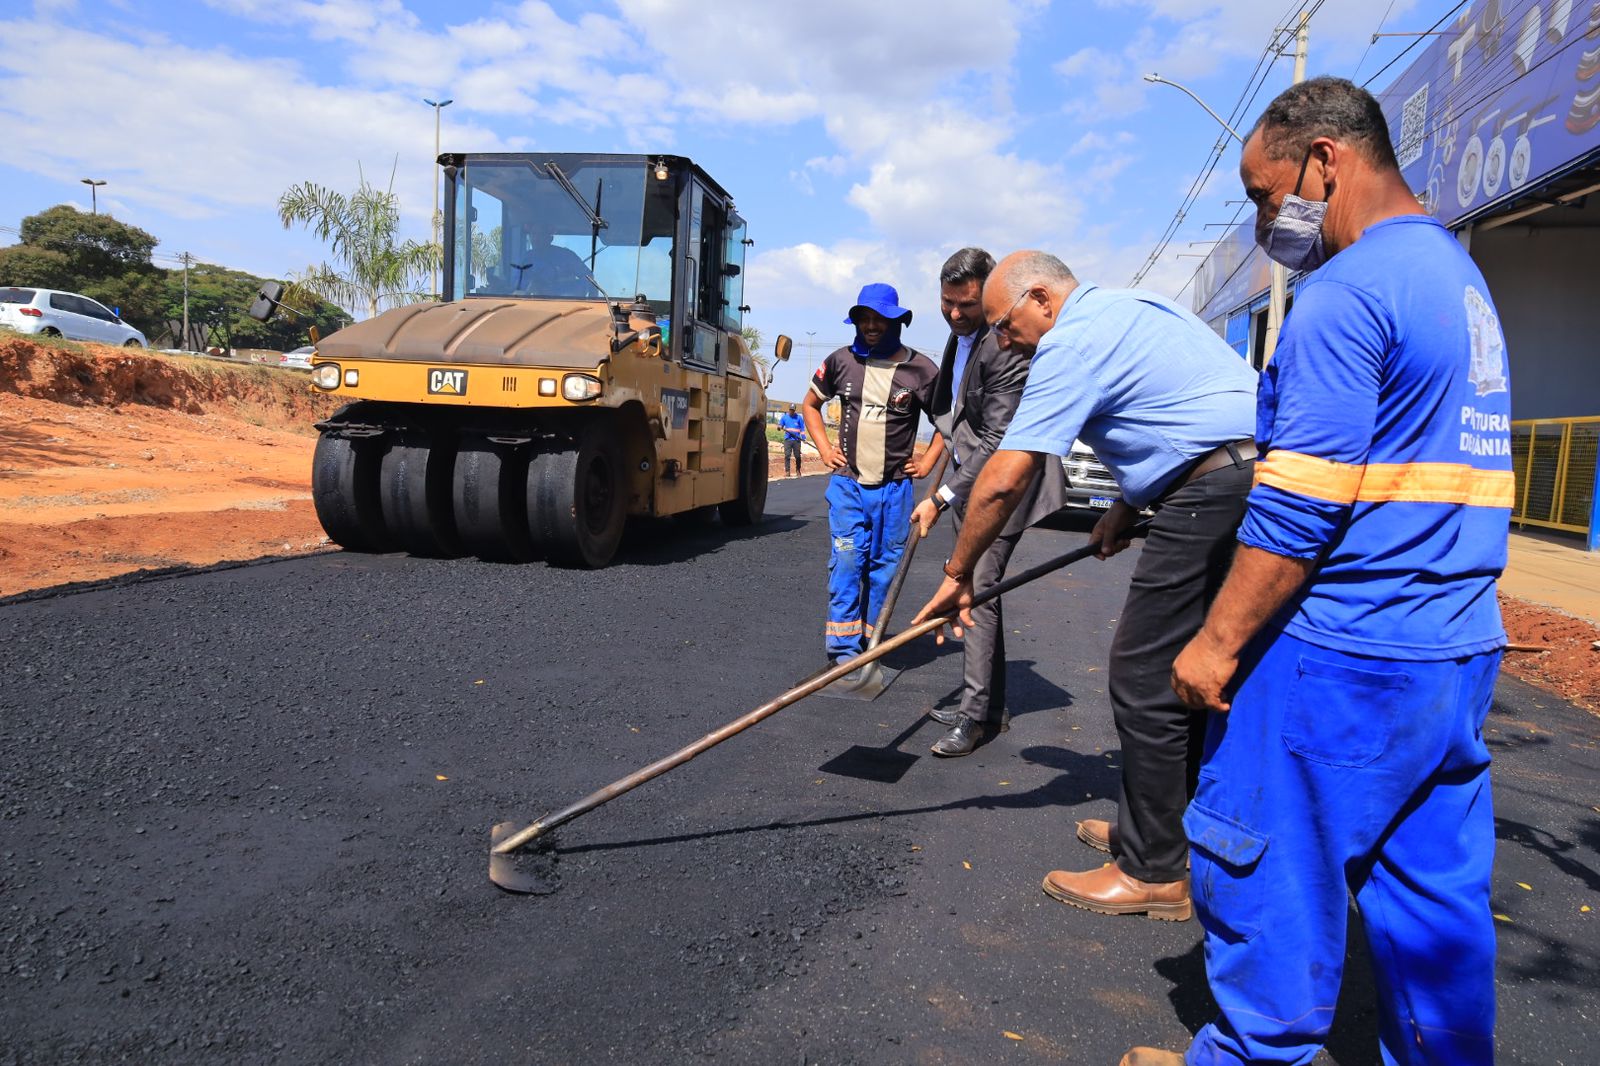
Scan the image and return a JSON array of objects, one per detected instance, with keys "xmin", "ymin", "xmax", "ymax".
[{"xmin": 0, "ymin": 206, "xmax": 347, "ymax": 351}]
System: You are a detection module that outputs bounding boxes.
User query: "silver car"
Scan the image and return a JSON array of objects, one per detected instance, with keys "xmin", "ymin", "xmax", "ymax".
[
  {"xmin": 1062, "ymin": 439, "xmax": 1120, "ymax": 511},
  {"xmin": 0, "ymin": 286, "xmax": 148, "ymax": 347}
]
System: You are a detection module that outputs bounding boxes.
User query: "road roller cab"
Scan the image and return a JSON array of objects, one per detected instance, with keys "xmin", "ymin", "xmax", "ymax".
[{"xmin": 290, "ymin": 153, "xmax": 789, "ymax": 568}]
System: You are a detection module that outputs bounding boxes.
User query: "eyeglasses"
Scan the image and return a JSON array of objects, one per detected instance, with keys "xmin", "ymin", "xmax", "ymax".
[{"xmin": 988, "ymin": 288, "xmax": 1033, "ymax": 336}]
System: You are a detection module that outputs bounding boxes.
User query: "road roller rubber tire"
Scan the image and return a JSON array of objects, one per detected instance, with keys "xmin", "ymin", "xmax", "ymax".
[
  {"xmin": 526, "ymin": 423, "xmax": 625, "ymax": 569},
  {"xmin": 311, "ymin": 434, "xmax": 391, "ymax": 552},
  {"xmin": 453, "ymin": 438, "xmax": 537, "ymax": 563},
  {"xmin": 379, "ymin": 435, "xmax": 462, "ymax": 558},
  {"xmin": 718, "ymin": 424, "xmax": 768, "ymax": 527}
]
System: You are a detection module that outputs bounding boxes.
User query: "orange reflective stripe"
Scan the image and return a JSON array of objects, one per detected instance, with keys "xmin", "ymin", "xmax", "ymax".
[
  {"xmin": 1256, "ymin": 450, "xmax": 1513, "ymax": 508},
  {"xmin": 1255, "ymin": 451, "xmax": 1363, "ymax": 504},
  {"xmin": 1356, "ymin": 463, "xmax": 1515, "ymax": 507},
  {"xmin": 825, "ymin": 620, "xmax": 863, "ymax": 636}
]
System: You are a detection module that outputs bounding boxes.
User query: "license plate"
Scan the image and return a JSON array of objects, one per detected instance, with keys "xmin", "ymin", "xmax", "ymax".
[{"xmin": 1089, "ymin": 496, "xmax": 1115, "ymax": 509}]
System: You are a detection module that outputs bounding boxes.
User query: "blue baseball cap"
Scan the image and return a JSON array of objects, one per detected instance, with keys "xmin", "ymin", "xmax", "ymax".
[{"xmin": 844, "ymin": 282, "xmax": 912, "ymax": 326}]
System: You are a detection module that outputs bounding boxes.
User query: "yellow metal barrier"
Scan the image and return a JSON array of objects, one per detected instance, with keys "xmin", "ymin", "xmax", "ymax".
[{"xmin": 1510, "ymin": 416, "xmax": 1600, "ymax": 534}]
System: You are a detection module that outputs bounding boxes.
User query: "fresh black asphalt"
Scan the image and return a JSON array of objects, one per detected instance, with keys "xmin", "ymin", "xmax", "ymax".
[{"xmin": 2, "ymin": 476, "xmax": 1596, "ymax": 1064}]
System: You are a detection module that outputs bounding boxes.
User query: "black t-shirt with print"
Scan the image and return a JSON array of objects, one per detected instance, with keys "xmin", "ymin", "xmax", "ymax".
[{"xmin": 810, "ymin": 345, "xmax": 940, "ymax": 486}]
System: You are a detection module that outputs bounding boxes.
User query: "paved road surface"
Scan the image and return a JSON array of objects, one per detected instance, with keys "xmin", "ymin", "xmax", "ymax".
[{"xmin": 2, "ymin": 476, "xmax": 1596, "ymax": 1064}]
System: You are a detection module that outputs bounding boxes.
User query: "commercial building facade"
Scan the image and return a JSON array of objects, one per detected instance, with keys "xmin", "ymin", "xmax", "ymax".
[{"xmin": 1193, "ymin": 0, "xmax": 1600, "ymax": 549}]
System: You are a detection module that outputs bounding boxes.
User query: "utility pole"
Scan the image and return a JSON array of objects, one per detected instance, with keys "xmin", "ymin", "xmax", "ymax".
[
  {"xmin": 1263, "ymin": 12, "xmax": 1310, "ymax": 366},
  {"xmin": 423, "ymin": 97, "xmax": 453, "ymax": 299},
  {"xmin": 180, "ymin": 252, "xmax": 193, "ymax": 350}
]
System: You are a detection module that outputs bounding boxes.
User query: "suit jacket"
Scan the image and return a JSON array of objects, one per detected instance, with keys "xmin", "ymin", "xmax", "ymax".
[{"xmin": 932, "ymin": 325, "xmax": 1068, "ymax": 537}]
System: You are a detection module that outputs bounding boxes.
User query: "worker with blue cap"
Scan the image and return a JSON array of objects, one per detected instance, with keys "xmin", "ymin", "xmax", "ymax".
[{"xmin": 802, "ymin": 283, "xmax": 942, "ymax": 666}]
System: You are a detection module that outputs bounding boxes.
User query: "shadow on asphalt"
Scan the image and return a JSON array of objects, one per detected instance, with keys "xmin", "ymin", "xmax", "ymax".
[
  {"xmin": 817, "ymin": 715, "xmax": 926, "ymax": 784},
  {"xmin": 918, "ymin": 658, "xmax": 1076, "ymax": 724},
  {"xmin": 614, "ymin": 514, "xmax": 808, "ymax": 566},
  {"xmin": 551, "ymin": 740, "xmax": 1122, "ymax": 856},
  {"xmin": 1497, "ymin": 815, "xmax": 1600, "ymax": 896},
  {"xmin": 1153, "ymin": 913, "xmax": 1382, "ymax": 1062}
]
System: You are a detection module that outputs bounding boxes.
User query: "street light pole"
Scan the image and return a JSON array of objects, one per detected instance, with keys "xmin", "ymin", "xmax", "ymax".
[
  {"xmin": 1143, "ymin": 11, "xmax": 1309, "ymax": 367},
  {"xmin": 1141, "ymin": 75, "xmax": 1243, "ymax": 143},
  {"xmin": 423, "ymin": 97, "xmax": 454, "ymax": 299},
  {"xmin": 805, "ymin": 330, "xmax": 818, "ymax": 380},
  {"xmin": 80, "ymin": 178, "xmax": 107, "ymax": 214}
]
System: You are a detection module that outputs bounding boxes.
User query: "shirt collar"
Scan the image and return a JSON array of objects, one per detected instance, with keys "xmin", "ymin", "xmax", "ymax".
[{"xmin": 1062, "ymin": 283, "xmax": 1095, "ymax": 315}]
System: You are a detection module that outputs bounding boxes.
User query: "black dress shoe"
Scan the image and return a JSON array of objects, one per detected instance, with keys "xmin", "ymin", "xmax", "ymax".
[
  {"xmin": 930, "ymin": 716, "xmax": 1001, "ymax": 757},
  {"xmin": 928, "ymin": 706, "xmax": 963, "ymax": 727}
]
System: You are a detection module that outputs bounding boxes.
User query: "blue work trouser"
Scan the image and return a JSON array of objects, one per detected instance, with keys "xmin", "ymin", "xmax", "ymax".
[
  {"xmin": 824, "ymin": 474, "xmax": 913, "ymax": 660},
  {"xmin": 1186, "ymin": 631, "xmax": 1501, "ymax": 1066}
]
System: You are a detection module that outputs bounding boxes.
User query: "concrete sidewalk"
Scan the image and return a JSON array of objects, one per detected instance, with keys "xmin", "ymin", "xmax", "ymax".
[{"xmin": 1502, "ymin": 530, "xmax": 1600, "ymax": 625}]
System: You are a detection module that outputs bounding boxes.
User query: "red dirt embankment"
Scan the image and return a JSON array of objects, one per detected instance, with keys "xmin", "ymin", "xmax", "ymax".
[{"xmin": 0, "ymin": 336, "xmax": 335, "ymax": 596}]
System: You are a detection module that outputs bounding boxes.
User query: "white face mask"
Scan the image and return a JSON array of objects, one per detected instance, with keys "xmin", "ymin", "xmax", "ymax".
[{"xmin": 1259, "ymin": 150, "xmax": 1330, "ymax": 272}]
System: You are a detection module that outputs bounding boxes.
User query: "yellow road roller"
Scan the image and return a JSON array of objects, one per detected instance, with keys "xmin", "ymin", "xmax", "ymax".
[{"xmin": 269, "ymin": 153, "xmax": 791, "ymax": 568}]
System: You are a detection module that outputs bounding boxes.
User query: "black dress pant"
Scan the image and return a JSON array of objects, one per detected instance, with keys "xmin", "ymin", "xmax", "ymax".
[
  {"xmin": 1109, "ymin": 460, "xmax": 1253, "ymax": 883},
  {"xmin": 952, "ymin": 505, "xmax": 1021, "ymax": 725}
]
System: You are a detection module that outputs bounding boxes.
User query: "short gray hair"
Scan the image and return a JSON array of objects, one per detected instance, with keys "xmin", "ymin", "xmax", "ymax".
[
  {"xmin": 989, "ymin": 251, "xmax": 1076, "ymax": 303},
  {"xmin": 1249, "ymin": 76, "xmax": 1399, "ymax": 170}
]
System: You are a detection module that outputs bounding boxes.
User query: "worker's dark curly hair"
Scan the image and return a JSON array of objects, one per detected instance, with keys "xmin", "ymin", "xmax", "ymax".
[{"xmin": 1250, "ymin": 76, "xmax": 1399, "ymax": 170}]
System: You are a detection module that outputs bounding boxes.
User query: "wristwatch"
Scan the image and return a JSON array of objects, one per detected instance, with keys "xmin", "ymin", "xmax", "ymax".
[{"xmin": 942, "ymin": 557, "xmax": 970, "ymax": 582}]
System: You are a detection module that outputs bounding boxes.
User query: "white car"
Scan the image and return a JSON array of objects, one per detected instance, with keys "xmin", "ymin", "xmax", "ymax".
[
  {"xmin": 281, "ymin": 345, "xmax": 316, "ymax": 369},
  {"xmin": 0, "ymin": 286, "xmax": 148, "ymax": 347},
  {"xmin": 1062, "ymin": 439, "xmax": 1120, "ymax": 511}
]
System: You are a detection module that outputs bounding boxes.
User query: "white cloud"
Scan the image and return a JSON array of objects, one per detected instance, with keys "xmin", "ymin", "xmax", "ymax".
[
  {"xmin": 0, "ymin": 20, "xmax": 511, "ymax": 245},
  {"xmin": 1056, "ymin": 0, "xmax": 1426, "ymax": 120}
]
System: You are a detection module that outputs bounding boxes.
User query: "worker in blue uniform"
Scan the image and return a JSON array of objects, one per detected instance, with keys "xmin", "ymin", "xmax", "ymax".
[
  {"xmin": 778, "ymin": 404, "xmax": 807, "ymax": 477},
  {"xmin": 1122, "ymin": 78, "xmax": 1514, "ymax": 1066}
]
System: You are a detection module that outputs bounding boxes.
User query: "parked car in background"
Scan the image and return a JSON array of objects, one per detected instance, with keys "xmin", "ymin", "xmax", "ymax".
[
  {"xmin": 1061, "ymin": 439, "xmax": 1120, "ymax": 511},
  {"xmin": 281, "ymin": 345, "xmax": 316, "ymax": 369},
  {"xmin": 0, "ymin": 287, "xmax": 147, "ymax": 347}
]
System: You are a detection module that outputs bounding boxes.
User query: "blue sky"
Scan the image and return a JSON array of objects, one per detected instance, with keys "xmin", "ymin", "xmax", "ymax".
[{"xmin": 1, "ymin": 0, "xmax": 1463, "ymax": 399}]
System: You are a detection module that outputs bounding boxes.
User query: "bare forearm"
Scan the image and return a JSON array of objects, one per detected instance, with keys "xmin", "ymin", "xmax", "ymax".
[
  {"xmin": 1198, "ymin": 545, "xmax": 1316, "ymax": 655},
  {"xmin": 947, "ymin": 450, "xmax": 1039, "ymax": 574},
  {"xmin": 800, "ymin": 404, "xmax": 830, "ymax": 451}
]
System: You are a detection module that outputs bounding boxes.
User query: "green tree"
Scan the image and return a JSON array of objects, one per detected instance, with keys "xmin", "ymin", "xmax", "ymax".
[
  {"xmin": 277, "ymin": 167, "xmax": 438, "ymax": 320},
  {"xmin": 0, "ymin": 245, "xmax": 73, "ymax": 289},
  {"xmin": 0, "ymin": 205, "xmax": 167, "ymax": 336},
  {"xmin": 156, "ymin": 263, "xmax": 348, "ymax": 351},
  {"xmin": 741, "ymin": 324, "xmax": 774, "ymax": 387},
  {"xmin": 84, "ymin": 272, "xmax": 168, "ymax": 338},
  {"xmin": 18, "ymin": 205, "xmax": 158, "ymax": 280}
]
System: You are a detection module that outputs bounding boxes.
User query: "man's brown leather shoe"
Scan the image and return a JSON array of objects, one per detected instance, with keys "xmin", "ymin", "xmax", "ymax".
[
  {"xmin": 1077, "ymin": 817, "xmax": 1119, "ymax": 854},
  {"xmin": 1118, "ymin": 1049, "xmax": 1185, "ymax": 1065},
  {"xmin": 1041, "ymin": 863, "xmax": 1192, "ymax": 921}
]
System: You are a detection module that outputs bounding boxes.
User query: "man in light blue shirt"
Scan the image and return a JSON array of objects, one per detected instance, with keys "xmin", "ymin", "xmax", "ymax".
[{"xmin": 914, "ymin": 250, "xmax": 1258, "ymax": 922}]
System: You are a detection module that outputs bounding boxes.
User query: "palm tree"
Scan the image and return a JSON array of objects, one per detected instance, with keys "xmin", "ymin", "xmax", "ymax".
[{"xmin": 277, "ymin": 163, "xmax": 439, "ymax": 320}]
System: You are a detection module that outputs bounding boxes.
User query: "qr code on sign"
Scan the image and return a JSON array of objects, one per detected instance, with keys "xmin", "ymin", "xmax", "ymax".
[{"xmin": 1397, "ymin": 83, "xmax": 1428, "ymax": 169}]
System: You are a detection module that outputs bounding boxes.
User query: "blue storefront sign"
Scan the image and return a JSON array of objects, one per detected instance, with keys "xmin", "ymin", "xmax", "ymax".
[
  {"xmin": 1386, "ymin": 0, "xmax": 1600, "ymax": 226},
  {"xmin": 1194, "ymin": 0, "xmax": 1600, "ymax": 327}
]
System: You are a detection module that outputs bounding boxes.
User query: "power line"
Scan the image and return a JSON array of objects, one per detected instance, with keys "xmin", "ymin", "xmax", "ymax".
[
  {"xmin": 1361, "ymin": 0, "xmax": 1470, "ymax": 89},
  {"xmin": 1129, "ymin": 2, "xmax": 1316, "ymax": 288},
  {"xmin": 1352, "ymin": 0, "xmax": 1400, "ymax": 82}
]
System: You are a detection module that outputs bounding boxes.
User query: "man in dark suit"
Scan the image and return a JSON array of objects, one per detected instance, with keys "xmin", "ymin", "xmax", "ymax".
[{"xmin": 911, "ymin": 247, "xmax": 1067, "ymax": 756}]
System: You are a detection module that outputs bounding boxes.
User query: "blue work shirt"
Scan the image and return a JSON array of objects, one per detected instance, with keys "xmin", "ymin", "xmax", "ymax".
[
  {"xmin": 778, "ymin": 412, "xmax": 806, "ymax": 441},
  {"xmin": 1241, "ymin": 215, "xmax": 1512, "ymax": 659},
  {"xmin": 1000, "ymin": 285, "xmax": 1258, "ymax": 508}
]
